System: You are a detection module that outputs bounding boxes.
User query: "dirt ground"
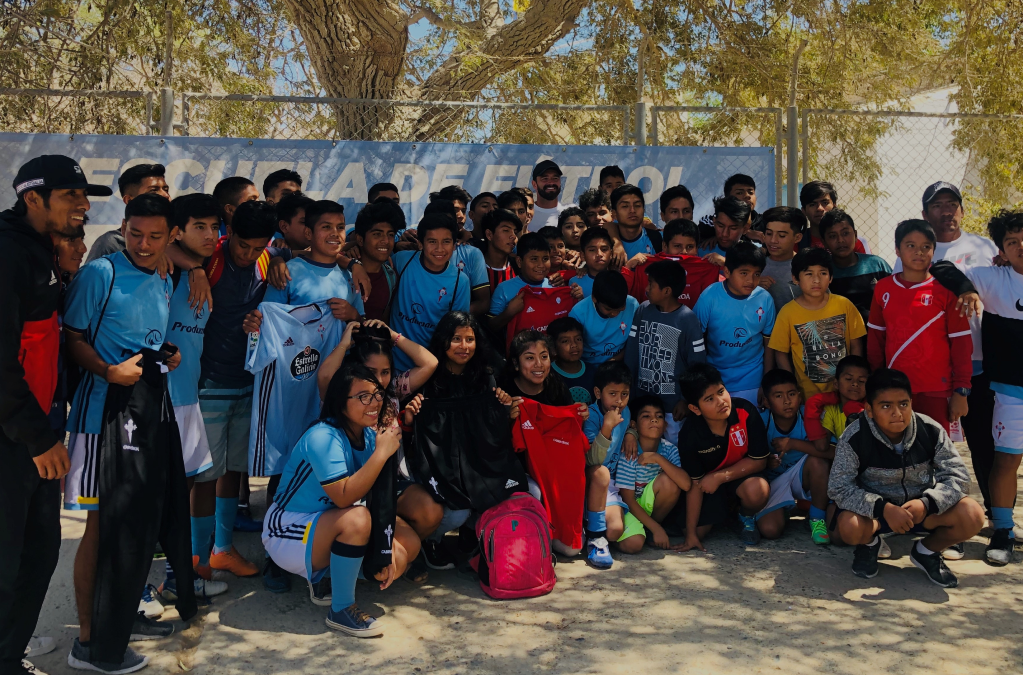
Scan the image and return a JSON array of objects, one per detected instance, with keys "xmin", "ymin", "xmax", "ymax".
[{"xmin": 30, "ymin": 443, "xmax": 1023, "ymax": 675}]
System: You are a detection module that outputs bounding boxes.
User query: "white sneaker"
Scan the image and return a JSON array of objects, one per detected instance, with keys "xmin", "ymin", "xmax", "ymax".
[
  {"xmin": 21, "ymin": 658, "xmax": 50, "ymax": 675},
  {"xmin": 25, "ymin": 636, "xmax": 56, "ymax": 657},
  {"xmin": 877, "ymin": 537, "xmax": 892, "ymax": 559},
  {"xmin": 552, "ymin": 539, "xmax": 582, "ymax": 557},
  {"xmin": 194, "ymin": 577, "xmax": 229, "ymax": 598},
  {"xmin": 137, "ymin": 584, "xmax": 164, "ymax": 619}
]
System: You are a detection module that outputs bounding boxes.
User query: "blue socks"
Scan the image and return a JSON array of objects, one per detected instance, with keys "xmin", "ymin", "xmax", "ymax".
[
  {"xmin": 991, "ymin": 507, "xmax": 1016, "ymax": 538},
  {"xmin": 214, "ymin": 497, "xmax": 238, "ymax": 554},
  {"xmin": 809, "ymin": 505, "xmax": 827, "ymax": 521},
  {"xmin": 585, "ymin": 509, "xmax": 607, "ymax": 540},
  {"xmin": 329, "ymin": 541, "xmax": 366, "ymax": 612},
  {"xmin": 192, "ymin": 515, "xmax": 216, "ymax": 564}
]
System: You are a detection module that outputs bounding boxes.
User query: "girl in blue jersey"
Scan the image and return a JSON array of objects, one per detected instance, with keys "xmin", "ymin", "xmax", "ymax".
[{"xmin": 263, "ymin": 363, "xmax": 402, "ymax": 637}]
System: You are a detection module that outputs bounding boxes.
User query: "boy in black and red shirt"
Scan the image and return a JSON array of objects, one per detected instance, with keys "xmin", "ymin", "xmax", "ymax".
[{"xmin": 676, "ymin": 364, "xmax": 771, "ymax": 550}]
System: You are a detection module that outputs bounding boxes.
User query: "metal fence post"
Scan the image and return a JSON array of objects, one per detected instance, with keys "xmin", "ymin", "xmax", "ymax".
[
  {"xmin": 787, "ymin": 105, "xmax": 798, "ymax": 206},
  {"xmin": 634, "ymin": 101, "xmax": 647, "ymax": 146},
  {"xmin": 160, "ymin": 87, "xmax": 175, "ymax": 136},
  {"xmin": 801, "ymin": 108, "xmax": 809, "ymax": 186},
  {"xmin": 622, "ymin": 106, "xmax": 630, "ymax": 145}
]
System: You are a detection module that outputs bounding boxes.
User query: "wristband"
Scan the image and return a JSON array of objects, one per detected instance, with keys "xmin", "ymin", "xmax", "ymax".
[
  {"xmin": 392, "ymin": 333, "xmax": 403, "ymax": 346},
  {"xmin": 347, "ymin": 258, "xmax": 363, "ymax": 273},
  {"xmin": 954, "ymin": 387, "xmax": 971, "ymax": 397}
]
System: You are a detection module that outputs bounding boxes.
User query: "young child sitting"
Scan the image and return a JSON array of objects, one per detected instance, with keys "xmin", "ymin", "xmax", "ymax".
[
  {"xmin": 804, "ymin": 355, "xmax": 869, "ymax": 453},
  {"xmin": 570, "ymin": 227, "xmax": 614, "ymax": 298},
  {"xmin": 828, "ymin": 368, "xmax": 984, "ymax": 587},
  {"xmin": 614, "ymin": 395, "xmax": 692, "ymax": 553},
  {"xmin": 581, "ymin": 362, "xmax": 634, "ymax": 568},
  {"xmin": 569, "ymin": 270, "xmax": 640, "ymax": 366},
  {"xmin": 755, "ymin": 369, "xmax": 834, "ymax": 545},
  {"xmin": 677, "ymin": 364, "xmax": 772, "ymax": 550},
  {"xmin": 549, "ymin": 317, "xmax": 596, "ymax": 405}
]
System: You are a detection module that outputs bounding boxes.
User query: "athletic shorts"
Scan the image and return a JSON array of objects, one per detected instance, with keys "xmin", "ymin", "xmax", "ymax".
[
  {"xmin": 755, "ymin": 455, "xmax": 810, "ymax": 521},
  {"xmin": 696, "ymin": 475, "xmax": 760, "ymax": 527},
  {"xmin": 605, "ymin": 479, "xmax": 628, "ymax": 512},
  {"xmin": 262, "ymin": 502, "xmax": 328, "ymax": 583},
  {"xmin": 619, "ymin": 481, "xmax": 656, "ymax": 542},
  {"xmin": 175, "ymin": 403, "xmax": 214, "ymax": 477},
  {"xmin": 992, "ymin": 392, "xmax": 1023, "ymax": 455},
  {"xmin": 196, "ymin": 380, "xmax": 253, "ymax": 482},
  {"xmin": 64, "ymin": 432, "xmax": 100, "ymax": 511}
]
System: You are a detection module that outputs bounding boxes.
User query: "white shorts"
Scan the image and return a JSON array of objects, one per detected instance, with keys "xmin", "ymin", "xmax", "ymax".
[
  {"xmin": 992, "ymin": 393, "xmax": 1023, "ymax": 455},
  {"xmin": 64, "ymin": 433, "xmax": 100, "ymax": 511},
  {"xmin": 605, "ymin": 480, "xmax": 628, "ymax": 513},
  {"xmin": 261, "ymin": 502, "xmax": 327, "ymax": 583},
  {"xmin": 755, "ymin": 455, "xmax": 810, "ymax": 520},
  {"xmin": 175, "ymin": 403, "xmax": 214, "ymax": 477}
]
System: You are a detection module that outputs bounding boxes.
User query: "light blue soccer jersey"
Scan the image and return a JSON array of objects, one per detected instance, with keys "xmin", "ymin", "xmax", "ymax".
[
  {"xmin": 166, "ymin": 274, "xmax": 210, "ymax": 407},
  {"xmin": 620, "ymin": 229, "xmax": 657, "ymax": 259},
  {"xmin": 273, "ymin": 422, "xmax": 377, "ymax": 514},
  {"xmin": 614, "ymin": 439, "xmax": 681, "ymax": 493},
  {"xmin": 761, "ymin": 409, "xmax": 808, "ymax": 481},
  {"xmin": 582, "ymin": 403, "xmax": 632, "ymax": 475},
  {"xmin": 246, "ymin": 303, "xmax": 344, "ymax": 476},
  {"xmin": 390, "ymin": 250, "xmax": 471, "ymax": 372},
  {"xmin": 568, "ymin": 295, "xmax": 639, "ymax": 365},
  {"xmin": 489, "ymin": 276, "xmax": 551, "ymax": 316},
  {"xmin": 454, "ymin": 244, "xmax": 489, "ymax": 292},
  {"xmin": 569, "ymin": 273, "xmax": 597, "ymax": 298},
  {"xmin": 65, "ymin": 252, "xmax": 173, "ymax": 434},
  {"xmin": 262, "ymin": 257, "xmax": 364, "ymax": 318},
  {"xmin": 694, "ymin": 282, "xmax": 776, "ymax": 392}
]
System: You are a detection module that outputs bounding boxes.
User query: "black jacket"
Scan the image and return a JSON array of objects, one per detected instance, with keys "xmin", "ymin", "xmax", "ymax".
[{"xmin": 0, "ymin": 209, "xmax": 62, "ymax": 458}]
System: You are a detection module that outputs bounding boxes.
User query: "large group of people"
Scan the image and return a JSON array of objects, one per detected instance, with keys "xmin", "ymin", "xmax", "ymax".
[{"xmin": 2, "ymin": 153, "xmax": 1018, "ymax": 675}]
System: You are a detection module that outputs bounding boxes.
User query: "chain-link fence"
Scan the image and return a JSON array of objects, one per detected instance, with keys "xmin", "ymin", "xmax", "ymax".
[
  {"xmin": 651, "ymin": 106, "xmax": 785, "ymax": 207},
  {"xmin": 0, "ymin": 89, "xmax": 155, "ymax": 135},
  {"xmin": 182, "ymin": 93, "xmax": 633, "ymax": 145},
  {"xmin": 802, "ymin": 109, "xmax": 1023, "ymax": 262}
]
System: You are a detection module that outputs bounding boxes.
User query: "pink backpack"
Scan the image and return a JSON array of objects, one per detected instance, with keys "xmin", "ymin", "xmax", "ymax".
[{"xmin": 471, "ymin": 493, "xmax": 556, "ymax": 599}]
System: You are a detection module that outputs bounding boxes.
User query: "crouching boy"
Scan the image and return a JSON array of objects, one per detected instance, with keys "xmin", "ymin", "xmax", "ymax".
[{"xmin": 828, "ymin": 368, "xmax": 985, "ymax": 587}]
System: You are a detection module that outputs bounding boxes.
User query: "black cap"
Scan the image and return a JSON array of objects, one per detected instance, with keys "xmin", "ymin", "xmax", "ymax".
[
  {"xmin": 13, "ymin": 155, "xmax": 114, "ymax": 198},
  {"xmin": 922, "ymin": 181, "xmax": 962, "ymax": 209},
  {"xmin": 531, "ymin": 160, "xmax": 563, "ymax": 182}
]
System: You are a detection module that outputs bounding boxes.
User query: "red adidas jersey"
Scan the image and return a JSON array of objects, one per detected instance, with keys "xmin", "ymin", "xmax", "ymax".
[
  {"xmin": 486, "ymin": 264, "xmax": 516, "ymax": 295},
  {"xmin": 621, "ymin": 253, "xmax": 722, "ymax": 308},
  {"xmin": 505, "ymin": 286, "xmax": 578, "ymax": 350},
  {"xmin": 867, "ymin": 274, "xmax": 972, "ymax": 395},
  {"xmin": 512, "ymin": 399, "xmax": 588, "ymax": 550}
]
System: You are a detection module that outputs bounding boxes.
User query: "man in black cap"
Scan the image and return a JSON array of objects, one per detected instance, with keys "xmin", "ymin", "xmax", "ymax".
[
  {"xmin": 0, "ymin": 154, "xmax": 110, "ymax": 675},
  {"xmin": 529, "ymin": 160, "xmax": 573, "ymax": 232}
]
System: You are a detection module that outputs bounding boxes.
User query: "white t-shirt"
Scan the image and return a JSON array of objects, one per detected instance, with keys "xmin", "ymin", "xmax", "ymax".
[
  {"xmin": 529, "ymin": 202, "xmax": 572, "ymax": 232},
  {"xmin": 893, "ymin": 231, "xmax": 998, "ymax": 365}
]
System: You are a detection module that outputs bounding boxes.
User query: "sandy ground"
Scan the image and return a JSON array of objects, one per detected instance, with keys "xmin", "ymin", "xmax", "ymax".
[{"xmin": 29, "ymin": 443, "xmax": 1023, "ymax": 675}]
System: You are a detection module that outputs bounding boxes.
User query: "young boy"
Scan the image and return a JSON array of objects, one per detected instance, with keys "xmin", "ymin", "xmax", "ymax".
[
  {"xmin": 614, "ymin": 395, "xmax": 692, "ymax": 553},
  {"xmin": 622, "ymin": 218, "xmax": 722, "ymax": 308},
  {"xmin": 659, "ymin": 185, "xmax": 695, "ymax": 226},
  {"xmin": 538, "ymin": 225, "xmax": 575, "ymax": 282},
  {"xmin": 549, "ymin": 317, "xmax": 595, "ymax": 405},
  {"xmin": 599, "ymin": 165, "xmax": 626, "ymax": 194},
  {"xmin": 511, "ymin": 186, "xmax": 535, "ymax": 230},
  {"xmin": 351, "ymin": 199, "xmax": 403, "ymax": 322},
  {"xmin": 699, "ymin": 195, "xmax": 751, "ymax": 266},
  {"xmin": 694, "ymin": 242, "xmax": 776, "ymax": 405},
  {"xmin": 804, "ymin": 355, "xmax": 869, "ymax": 453},
  {"xmin": 822, "ymin": 209, "xmax": 891, "ymax": 320},
  {"xmin": 610, "ymin": 184, "xmax": 662, "ymax": 261},
  {"xmin": 755, "ymin": 369, "xmax": 834, "ymax": 544},
  {"xmin": 580, "ymin": 362, "xmax": 633, "ymax": 568},
  {"xmin": 497, "ymin": 190, "xmax": 530, "ymax": 232},
  {"xmin": 274, "ymin": 193, "xmax": 314, "ymax": 250},
  {"xmin": 467, "ymin": 191, "xmax": 497, "ymax": 236},
  {"xmin": 569, "ymin": 270, "xmax": 639, "ymax": 366},
  {"xmin": 579, "ymin": 187, "xmax": 613, "ymax": 229},
  {"xmin": 488, "ymin": 232, "xmax": 553, "ymax": 330},
  {"xmin": 868, "ymin": 219, "xmax": 971, "ymax": 433},
  {"xmin": 391, "ymin": 214, "xmax": 471, "ymax": 370},
  {"xmin": 481, "ymin": 207, "xmax": 521, "ymax": 293},
  {"xmin": 759, "ymin": 206, "xmax": 806, "ymax": 311},
  {"xmin": 800, "ymin": 180, "xmax": 871, "ymax": 253},
  {"xmin": 768, "ymin": 247, "xmax": 867, "ymax": 402},
  {"xmin": 828, "ymin": 368, "xmax": 984, "ymax": 587},
  {"xmin": 570, "ymin": 227, "xmax": 614, "ymax": 298},
  {"xmin": 625, "ymin": 259, "xmax": 706, "ymax": 441},
  {"xmin": 558, "ymin": 207, "xmax": 588, "ymax": 253},
  {"xmin": 676, "ymin": 364, "xmax": 771, "ymax": 549},
  {"xmin": 957, "ymin": 209, "xmax": 1023, "ymax": 565}
]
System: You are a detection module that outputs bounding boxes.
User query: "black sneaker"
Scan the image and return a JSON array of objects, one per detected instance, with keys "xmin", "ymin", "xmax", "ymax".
[
  {"xmin": 852, "ymin": 538, "xmax": 882, "ymax": 579},
  {"xmin": 129, "ymin": 612, "xmax": 174, "ymax": 642},
  {"xmin": 985, "ymin": 528, "xmax": 1015, "ymax": 566},
  {"xmin": 67, "ymin": 638, "xmax": 149, "ymax": 674},
  {"xmin": 910, "ymin": 545, "xmax": 958, "ymax": 588},
  {"xmin": 943, "ymin": 542, "xmax": 965, "ymax": 560},
  {"xmin": 422, "ymin": 540, "xmax": 456, "ymax": 570},
  {"xmin": 262, "ymin": 558, "xmax": 291, "ymax": 593}
]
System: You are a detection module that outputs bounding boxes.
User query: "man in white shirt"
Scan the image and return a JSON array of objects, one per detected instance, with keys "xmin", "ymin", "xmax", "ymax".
[
  {"xmin": 893, "ymin": 181, "xmax": 999, "ymax": 537},
  {"xmin": 528, "ymin": 160, "xmax": 572, "ymax": 232}
]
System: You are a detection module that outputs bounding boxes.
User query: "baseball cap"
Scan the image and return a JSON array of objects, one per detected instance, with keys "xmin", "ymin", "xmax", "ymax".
[
  {"xmin": 922, "ymin": 181, "xmax": 962, "ymax": 209},
  {"xmin": 531, "ymin": 160, "xmax": 563, "ymax": 182},
  {"xmin": 13, "ymin": 155, "xmax": 114, "ymax": 198}
]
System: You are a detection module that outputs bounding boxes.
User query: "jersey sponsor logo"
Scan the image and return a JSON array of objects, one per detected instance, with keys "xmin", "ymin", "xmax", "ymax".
[
  {"xmin": 283, "ymin": 337, "xmax": 294, "ymax": 346},
  {"xmin": 411, "ymin": 302, "xmax": 425, "ymax": 315},
  {"xmin": 729, "ymin": 426, "xmax": 747, "ymax": 448},
  {"xmin": 698, "ymin": 444, "xmax": 721, "ymax": 454},
  {"xmin": 602, "ymin": 342, "xmax": 621, "ymax": 357},
  {"xmin": 170, "ymin": 321, "xmax": 205, "ymax": 335},
  {"xmin": 438, "ymin": 287, "xmax": 448, "ymax": 302},
  {"xmin": 144, "ymin": 328, "xmax": 164, "ymax": 347},
  {"xmin": 995, "ymin": 421, "xmax": 1005, "ymax": 439},
  {"xmin": 555, "ymin": 296, "xmax": 562, "ymax": 304},
  {"xmin": 521, "ymin": 420, "xmax": 535, "ymax": 430},
  {"xmin": 756, "ymin": 307, "xmax": 764, "ymax": 322},
  {"xmin": 290, "ymin": 345, "xmax": 321, "ymax": 380},
  {"xmin": 396, "ymin": 306, "xmax": 437, "ymax": 330},
  {"xmin": 504, "ymin": 478, "xmax": 519, "ymax": 489},
  {"xmin": 526, "ymin": 306, "xmax": 536, "ymax": 313},
  {"xmin": 720, "ymin": 326, "xmax": 756, "ymax": 349},
  {"xmin": 552, "ymin": 438, "xmax": 570, "ymax": 445},
  {"xmin": 123, "ymin": 417, "xmax": 140, "ymax": 451},
  {"xmin": 619, "ymin": 321, "xmax": 627, "ymax": 335}
]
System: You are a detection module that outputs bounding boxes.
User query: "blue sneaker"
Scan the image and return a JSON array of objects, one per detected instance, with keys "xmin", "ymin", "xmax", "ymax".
[
  {"xmin": 738, "ymin": 514, "xmax": 761, "ymax": 545},
  {"xmin": 586, "ymin": 537, "xmax": 613, "ymax": 569},
  {"xmin": 263, "ymin": 558, "xmax": 291, "ymax": 593},
  {"xmin": 325, "ymin": 603, "xmax": 383, "ymax": 637},
  {"xmin": 233, "ymin": 512, "xmax": 263, "ymax": 533}
]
